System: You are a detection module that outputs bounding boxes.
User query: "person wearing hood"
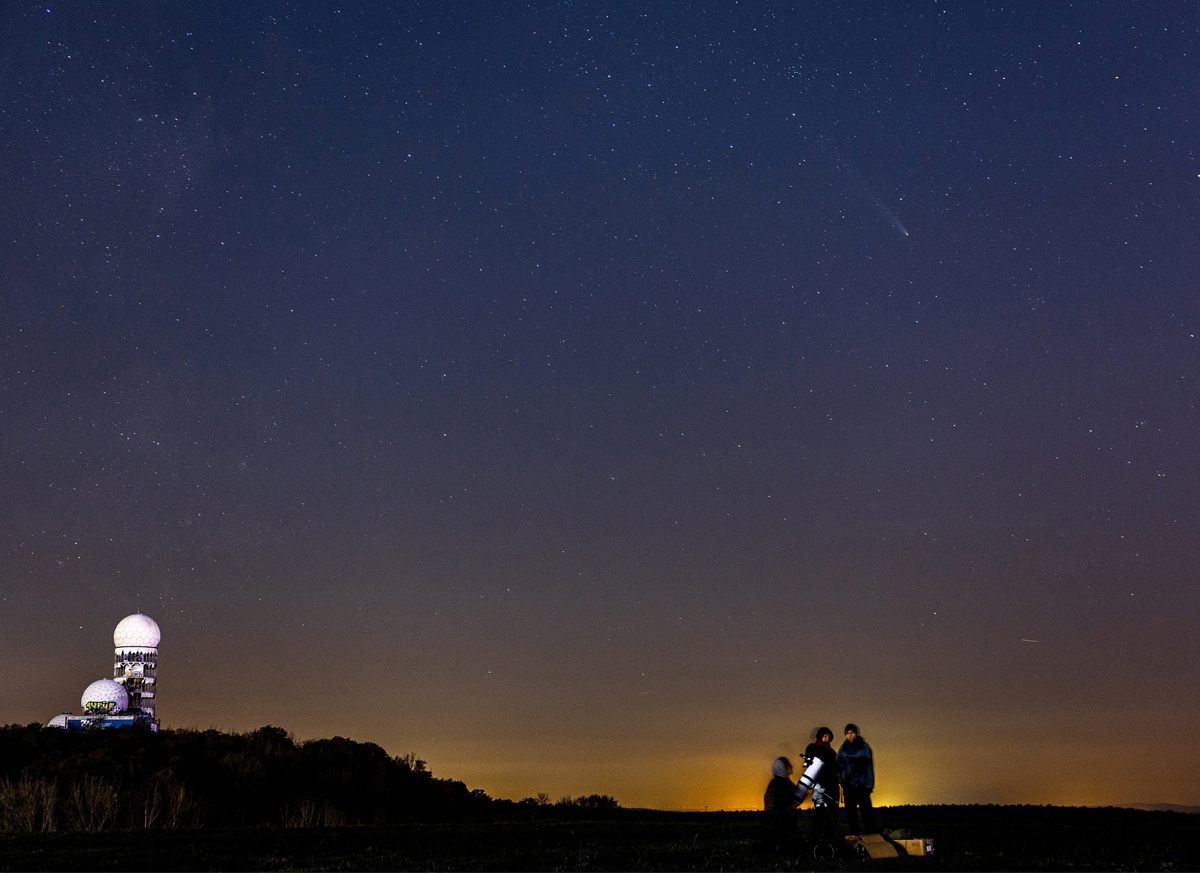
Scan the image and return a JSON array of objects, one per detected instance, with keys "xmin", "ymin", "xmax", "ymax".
[
  {"xmin": 837, "ymin": 723, "xmax": 877, "ymax": 834},
  {"xmin": 803, "ymin": 727, "xmax": 841, "ymax": 846},
  {"xmin": 763, "ymin": 756, "xmax": 799, "ymax": 851}
]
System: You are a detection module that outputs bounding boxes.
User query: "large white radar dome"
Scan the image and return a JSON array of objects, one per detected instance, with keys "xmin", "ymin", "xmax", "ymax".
[
  {"xmin": 113, "ymin": 613, "xmax": 160, "ymax": 648},
  {"xmin": 82, "ymin": 679, "xmax": 128, "ymax": 715}
]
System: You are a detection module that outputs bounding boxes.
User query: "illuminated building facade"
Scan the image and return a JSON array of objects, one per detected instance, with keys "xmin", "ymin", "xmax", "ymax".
[
  {"xmin": 47, "ymin": 614, "xmax": 160, "ymax": 731},
  {"xmin": 112, "ymin": 613, "xmax": 160, "ymax": 722}
]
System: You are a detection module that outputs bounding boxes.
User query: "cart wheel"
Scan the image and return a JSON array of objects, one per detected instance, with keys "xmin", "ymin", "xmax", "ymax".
[{"xmin": 812, "ymin": 841, "xmax": 836, "ymax": 861}]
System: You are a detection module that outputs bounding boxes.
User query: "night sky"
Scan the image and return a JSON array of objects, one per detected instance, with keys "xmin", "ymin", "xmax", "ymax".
[{"xmin": 3, "ymin": 1, "xmax": 1199, "ymax": 810}]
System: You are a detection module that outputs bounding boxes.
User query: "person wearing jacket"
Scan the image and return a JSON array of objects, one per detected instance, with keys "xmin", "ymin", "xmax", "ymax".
[
  {"xmin": 803, "ymin": 727, "xmax": 841, "ymax": 846},
  {"xmin": 762, "ymin": 756, "xmax": 799, "ymax": 851},
  {"xmin": 837, "ymin": 723, "xmax": 877, "ymax": 834}
]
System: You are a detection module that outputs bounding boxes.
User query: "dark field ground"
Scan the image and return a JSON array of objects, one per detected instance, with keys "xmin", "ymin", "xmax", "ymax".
[{"xmin": 2, "ymin": 805, "xmax": 1197, "ymax": 871}]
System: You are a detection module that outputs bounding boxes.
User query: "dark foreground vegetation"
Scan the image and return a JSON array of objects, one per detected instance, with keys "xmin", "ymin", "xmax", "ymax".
[
  {"xmin": 2, "ymin": 725, "xmax": 1198, "ymax": 870},
  {"xmin": 1, "ymin": 806, "xmax": 1198, "ymax": 871},
  {"xmin": 0, "ymin": 723, "xmax": 615, "ymax": 831}
]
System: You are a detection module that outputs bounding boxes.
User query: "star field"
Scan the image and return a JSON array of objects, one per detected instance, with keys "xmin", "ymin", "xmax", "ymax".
[{"xmin": 2, "ymin": 1, "xmax": 1198, "ymax": 809}]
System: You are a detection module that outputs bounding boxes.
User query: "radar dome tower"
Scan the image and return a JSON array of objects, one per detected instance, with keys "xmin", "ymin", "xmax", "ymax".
[{"xmin": 112, "ymin": 613, "xmax": 160, "ymax": 725}]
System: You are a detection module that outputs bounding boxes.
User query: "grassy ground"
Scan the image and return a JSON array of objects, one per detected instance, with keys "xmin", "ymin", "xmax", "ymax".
[{"xmin": 1, "ymin": 805, "xmax": 1197, "ymax": 871}]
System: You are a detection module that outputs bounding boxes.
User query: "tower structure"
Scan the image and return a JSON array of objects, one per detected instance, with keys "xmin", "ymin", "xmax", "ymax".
[{"xmin": 112, "ymin": 613, "xmax": 160, "ymax": 725}]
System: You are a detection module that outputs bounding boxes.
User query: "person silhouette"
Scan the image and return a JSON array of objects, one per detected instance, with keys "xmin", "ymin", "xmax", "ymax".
[
  {"xmin": 837, "ymin": 723, "xmax": 877, "ymax": 834},
  {"xmin": 803, "ymin": 727, "xmax": 841, "ymax": 847},
  {"xmin": 763, "ymin": 757, "xmax": 799, "ymax": 851}
]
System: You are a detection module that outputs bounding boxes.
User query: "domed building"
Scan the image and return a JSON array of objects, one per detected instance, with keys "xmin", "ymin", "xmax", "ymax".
[
  {"xmin": 82, "ymin": 678, "xmax": 129, "ymax": 715},
  {"xmin": 112, "ymin": 613, "xmax": 159, "ymax": 720},
  {"xmin": 48, "ymin": 614, "xmax": 160, "ymax": 731}
]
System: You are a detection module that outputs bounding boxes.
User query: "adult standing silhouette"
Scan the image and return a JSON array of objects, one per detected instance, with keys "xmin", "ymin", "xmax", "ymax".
[
  {"xmin": 837, "ymin": 723, "xmax": 877, "ymax": 834},
  {"xmin": 803, "ymin": 727, "xmax": 841, "ymax": 847}
]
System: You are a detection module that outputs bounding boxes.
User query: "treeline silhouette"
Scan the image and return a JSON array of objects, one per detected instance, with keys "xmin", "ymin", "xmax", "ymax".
[{"xmin": 0, "ymin": 723, "xmax": 618, "ymax": 832}]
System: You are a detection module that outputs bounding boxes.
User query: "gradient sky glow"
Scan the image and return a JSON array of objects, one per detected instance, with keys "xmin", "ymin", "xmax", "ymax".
[{"xmin": 3, "ymin": 1, "xmax": 1199, "ymax": 810}]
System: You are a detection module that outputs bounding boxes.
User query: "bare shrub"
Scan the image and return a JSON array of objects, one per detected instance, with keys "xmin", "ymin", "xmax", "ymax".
[
  {"xmin": 136, "ymin": 781, "xmax": 163, "ymax": 829},
  {"xmin": 321, "ymin": 802, "xmax": 345, "ymax": 827},
  {"xmin": 36, "ymin": 778, "xmax": 57, "ymax": 832},
  {"xmin": 282, "ymin": 797, "xmax": 319, "ymax": 827},
  {"xmin": 66, "ymin": 775, "xmax": 118, "ymax": 832},
  {"xmin": 161, "ymin": 780, "xmax": 193, "ymax": 829},
  {"xmin": 0, "ymin": 777, "xmax": 57, "ymax": 833}
]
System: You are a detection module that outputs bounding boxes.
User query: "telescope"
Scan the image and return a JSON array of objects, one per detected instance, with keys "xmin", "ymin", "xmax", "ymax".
[{"xmin": 795, "ymin": 757, "xmax": 823, "ymax": 800}]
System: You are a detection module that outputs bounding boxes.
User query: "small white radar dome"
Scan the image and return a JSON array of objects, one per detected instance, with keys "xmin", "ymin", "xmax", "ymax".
[
  {"xmin": 82, "ymin": 679, "xmax": 128, "ymax": 715},
  {"xmin": 47, "ymin": 714, "xmax": 70, "ymax": 729},
  {"xmin": 113, "ymin": 613, "xmax": 160, "ymax": 648}
]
